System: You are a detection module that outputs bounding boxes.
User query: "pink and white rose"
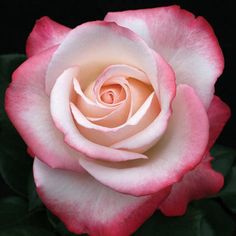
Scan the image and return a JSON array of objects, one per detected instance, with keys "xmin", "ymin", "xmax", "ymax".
[{"xmin": 5, "ymin": 5, "xmax": 230, "ymax": 236}]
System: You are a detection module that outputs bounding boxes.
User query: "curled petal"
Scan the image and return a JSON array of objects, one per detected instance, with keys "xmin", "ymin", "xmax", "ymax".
[
  {"xmin": 34, "ymin": 158, "xmax": 170, "ymax": 236},
  {"xmin": 5, "ymin": 48, "xmax": 84, "ymax": 172},
  {"xmin": 71, "ymin": 92, "xmax": 158, "ymax": 146},
  {"xmin": 80, "ymin": 85, "xmax": 209, "ymax": 196},
  {"xmin": 73, "ymin": 78, "xmax": 114, "ymax": 118},
  {"xmin": 46, "ymin": 21, "xmax": 159, "ymax": 95},
  {"xmin": 105, "ymin": 5, "xmax": 224, "ymax": 107},
  {"xmin": 50, "ymin": 66, "xmax": 147, "ymax": 162},
  {"xmin": 111, "ymin": 51, "xmax": 175, "ymax": 152},
  {"xmin": 26, "ymin": 16, "xmax": 70, "ymax": 57}
]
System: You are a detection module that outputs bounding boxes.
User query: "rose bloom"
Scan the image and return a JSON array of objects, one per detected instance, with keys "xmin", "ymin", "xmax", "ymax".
[{"xmin": 5, "ymin": 5, "xmax": 230, "ymax": 236}]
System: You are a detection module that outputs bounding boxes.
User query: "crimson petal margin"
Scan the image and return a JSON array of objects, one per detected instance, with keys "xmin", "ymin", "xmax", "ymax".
[
  {"xmin": 34, "ymin": 158, "xmax": 170, "ymax": 236},
  {"xmin": 79, "ymin": 84, "xmax": 209, "ymax": 196}
]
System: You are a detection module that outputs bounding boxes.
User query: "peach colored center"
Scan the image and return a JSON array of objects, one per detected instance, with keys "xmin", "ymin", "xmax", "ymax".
[{"xmin": 100, "ymin": 84, "xmax": 126, "ymax": 105}]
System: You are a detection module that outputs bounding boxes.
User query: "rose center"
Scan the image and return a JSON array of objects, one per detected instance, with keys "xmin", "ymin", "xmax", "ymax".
[{"xmin": 100, "ymin": 84, "xmax": 126, "ymax": 105}]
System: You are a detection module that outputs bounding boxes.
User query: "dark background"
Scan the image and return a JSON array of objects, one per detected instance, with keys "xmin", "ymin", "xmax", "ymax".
[{"xmin": 0, "ymin": 0, "xmax": 235, "ymax": 148}]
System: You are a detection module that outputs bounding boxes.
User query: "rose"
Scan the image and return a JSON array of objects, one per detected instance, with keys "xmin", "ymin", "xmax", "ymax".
[{"xmin": 5, "ymin": 5, "xmax": 230, "ymax": 236}]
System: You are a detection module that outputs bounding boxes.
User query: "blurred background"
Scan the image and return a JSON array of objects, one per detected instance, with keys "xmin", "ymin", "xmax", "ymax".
[{"xmin": 0, "ymin": 0, "xmax": 235, "ymax": 147}]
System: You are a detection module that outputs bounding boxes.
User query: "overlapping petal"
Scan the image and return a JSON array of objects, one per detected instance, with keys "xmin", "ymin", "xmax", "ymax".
[
  {"xmin": 45, "ymin": 21, "xmax": 159, "ymax": 95},
  {"xmin": 5, "ymin": 48, "xmax": 84, "ymax": 172},
  {"xmin": 80, "ymin": 85, "xmax": 209, "ymax": 196},
  {"xmin": 34, "ymin": 158, "xmax": 170, "ymax": 236},
  {"xmin": 50, "ymin": 66, "xmax": 147, "ymax": 162},
  {"xmin": 105, "ymin": 5, "xmax": 224, "ymax": 107}
]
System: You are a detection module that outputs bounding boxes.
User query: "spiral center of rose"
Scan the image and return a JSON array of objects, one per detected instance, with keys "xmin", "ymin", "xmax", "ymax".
[{"xmin": 100, "ymin": 84, "xmax": 126, "ymax": 105}]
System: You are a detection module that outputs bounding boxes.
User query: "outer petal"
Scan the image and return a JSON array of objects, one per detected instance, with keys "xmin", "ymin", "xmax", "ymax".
[
  {"xmin": 26, "ymin": 16, "xmax": 71, "ymax": 57},
  {"xmin": 207, "ymin": 96, "xmax": 231, "ymax": 149},
  {"xmin": 33, "ymin": 158, "xmax": 170, "ymax": 236},
  {"xmin": 105, "ymin": 5, "xmax": 224, "ymax": 107},
  {"xmin": 159, "ymin": 155, "xmax": 224, "ymax": 216},
  {"xmin": 5, "ymin": 48, "xmax": 84, "ymax": 172},
  {"xmin": 45, "ymin": 21, "xmax": 159, "ymax": 95},
  {"xmin": 80, "ymin": 84, "xmax": 209, "ymax": 196}
]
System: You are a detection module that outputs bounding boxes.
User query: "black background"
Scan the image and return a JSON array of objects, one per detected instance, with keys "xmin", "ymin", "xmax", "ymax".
[{"xmin": 0, "ymin": 0, "xmax": 235, "ymax": 148}]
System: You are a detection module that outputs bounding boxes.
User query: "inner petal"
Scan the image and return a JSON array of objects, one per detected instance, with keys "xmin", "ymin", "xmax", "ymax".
[{"xmin": 100, "ymin": 84, "xmax": 126, "ymax": 105}]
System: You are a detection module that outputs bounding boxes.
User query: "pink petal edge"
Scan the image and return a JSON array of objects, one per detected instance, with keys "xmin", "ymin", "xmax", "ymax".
[
  {"xmin": 5, "ymin": 48, "xmax": 84, "ymax": 172},
  {"xmin": 26, "ymin": 16, "xmax": 71, "ymax": 57},
  {"xmin": 34, "ymin": 158, "xmax": 170, "ymax": 236},
  {"xmin": 160, "ymin": 155, "xmax": 224, "ymax": 216},
  {"xmin": 79, "ymin": 84, "xmax": 209, "ymax": 196},
  {"xmin": 105, "ymin": 5, "xmax": 224, "ymax": 108}
]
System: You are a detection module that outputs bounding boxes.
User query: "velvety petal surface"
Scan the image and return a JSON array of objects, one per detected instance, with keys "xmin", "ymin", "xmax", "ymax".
[
  {"xmin": 159, "ymin": 155, "xmax": 224, "ymax": 216},
  {"xmin": 105, "ymin": 5, "xmax": 224, "ymax": 107},
  {"xmin": 34, "ymin": 158, "xmax": 170, "ymax": 236},
  {"xmin": 80, "ymin": 84, "xmax": 209, "ymax": 196},
  {"xmin": 5, "ymin": 48, "xmax": 84, "ymax": 172},
  {"xmin": 26, "ymin": 16, "xmax": 70, "ymax": 57}
]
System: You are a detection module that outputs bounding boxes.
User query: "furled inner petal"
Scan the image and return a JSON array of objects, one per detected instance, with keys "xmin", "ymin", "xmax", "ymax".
[
  {"xmin": 70, "ymin": 92, "xmax": 159, "ymax": 146},
  {"xmin": 71, "ymin": 63, "xmax": 153, "ymax": 131},
  {"xmin": 79, "ymin": 85, "xmax": 209, "ymax": 196},
  {"xmin": 74, "ymin": 78, "xmax": 114, "ymax": 118},
  {"xmin": 82, "ymin": 76, "xmax": 131, "ymax": 127},
  {"xmin": 100, "ymin": 84, "xmax": 126, "ymax": 105},
  {"xmin": 110, "ymin": 51, "xmax": 176, "ymax": 153},
  {"xmin": 48, "ymin": 21, "xmax": 173, "ymax": 160},
  {"xmin": 69, "ymin": 62, "xmax": 157, "ymax": 145},
  {"xmin": 50, "ymin": 65, "xmax": 147, "ymax": 162}
]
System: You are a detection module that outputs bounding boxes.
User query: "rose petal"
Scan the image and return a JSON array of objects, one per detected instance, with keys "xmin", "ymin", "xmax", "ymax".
[
  {"xmin": 50, "ymin": 66, "xmax": 147, "ymax": 162},
  {"xmin": 207, "ymin": 96, "xmax": 231, "ymax": 149},
  {"xmin": 128, "ymin": 78, "xmax": 152, "ymax": 115},
  {"xmin": 159, "ymin": 155, "xmax": 224, "ymax": 216},
  {"xmin": 105, "ymin": 5, "xmax": 224, "ymax": 107},
  {"xmin": 79, "ymin": 84, "xmax": 209, "ymax": 196},
  {"xmin": 26, "ymin": 16, "xmax": 70, "ymax": 57},
  {"xmin": 5, "ymin": 48, "xmax": 84, "ymax": 172},
  {"xmin": 34, "ymin": 158, "xmax": 170, "ymax": 236},
  {"xmin": 71, "ymin": 92, "xmax": 158, "ymax": 146},
  {"xmin": 46, "ymin": 21, "xmax": 159, "ymax": 95},
  {"xmin": 111, "ymin": 52, "xmax": 175, "ymax": 152}
]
